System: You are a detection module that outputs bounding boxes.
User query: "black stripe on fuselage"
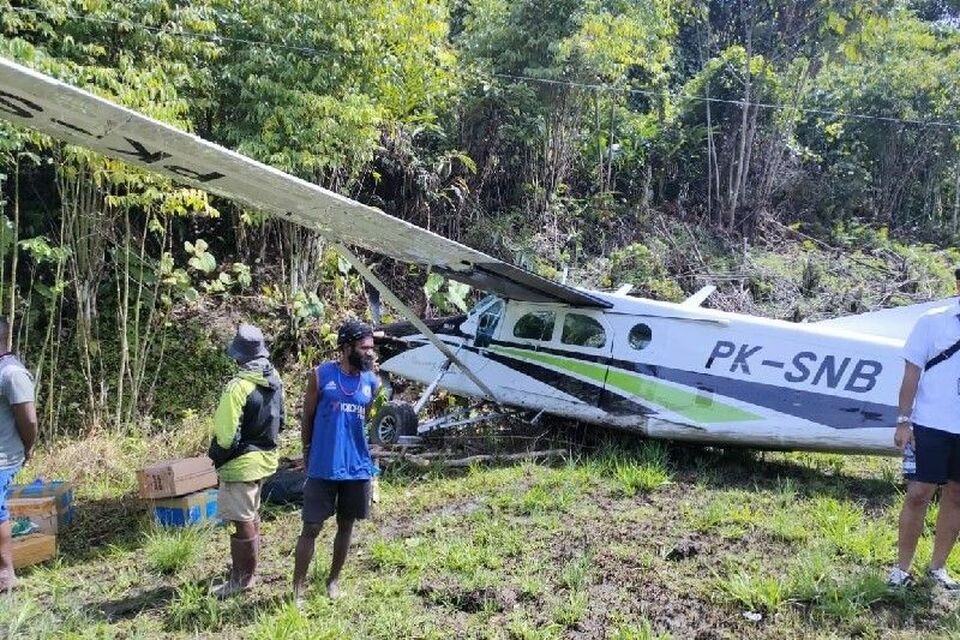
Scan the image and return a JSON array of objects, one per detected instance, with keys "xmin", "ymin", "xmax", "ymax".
[
  {"xmin": 441, "ymin": 340, "xmax": 655, "ymax": 416},
  {"xmin": 484, "ymin": 339, "xmax": 896, "ymax": 429}
]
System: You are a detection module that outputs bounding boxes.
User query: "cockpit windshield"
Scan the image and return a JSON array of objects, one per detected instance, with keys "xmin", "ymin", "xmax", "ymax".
[{"xmin": 470, "ymin": 294, "xmax": 499, "ymax": 316}]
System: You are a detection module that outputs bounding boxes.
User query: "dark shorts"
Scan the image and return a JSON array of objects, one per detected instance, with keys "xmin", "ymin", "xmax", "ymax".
[
  {"xmin": 910, "ymin": 424, "xmax": 960, "ymax": 485},
  {"xmin": 302, "ymin": 478, "xmax": 370, "ymax": 524}
]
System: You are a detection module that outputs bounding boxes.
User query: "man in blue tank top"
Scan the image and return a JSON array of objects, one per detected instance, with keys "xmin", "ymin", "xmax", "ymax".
[{"xmin": 292, "ymin": 320, "xmax": 380, "ymax": 603}]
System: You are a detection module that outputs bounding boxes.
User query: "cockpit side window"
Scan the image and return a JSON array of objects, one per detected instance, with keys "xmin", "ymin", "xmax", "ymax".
[{"xmin": 513, "ymin": 311, "xmax": 556, "ymax": 341}]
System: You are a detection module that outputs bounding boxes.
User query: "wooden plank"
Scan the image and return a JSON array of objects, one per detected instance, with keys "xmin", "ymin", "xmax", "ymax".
[{"xmin": 12, "ymin": 534, "xmax": 56, "ymax": 569}]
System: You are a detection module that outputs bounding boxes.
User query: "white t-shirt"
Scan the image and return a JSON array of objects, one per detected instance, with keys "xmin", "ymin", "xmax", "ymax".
[{"xmin": 903, "ymin": 300, "xmax": 960, "ymax": 434}]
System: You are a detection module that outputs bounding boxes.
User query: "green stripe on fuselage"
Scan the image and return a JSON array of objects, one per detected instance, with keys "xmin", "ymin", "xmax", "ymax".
[{"xmin": 490, "ymin": 345, "xmax": 761, "ymax": 423}]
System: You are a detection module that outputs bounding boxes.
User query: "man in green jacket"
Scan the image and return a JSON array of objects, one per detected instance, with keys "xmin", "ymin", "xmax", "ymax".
[{"xmin": 208, "ymin": 323, "xmax": 284, "ymax": 598}]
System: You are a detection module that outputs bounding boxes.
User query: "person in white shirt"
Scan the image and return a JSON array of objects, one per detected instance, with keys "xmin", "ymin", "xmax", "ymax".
[{"xmin": 890, "ymin": 268, "xmax": 960, "ymax": 589}]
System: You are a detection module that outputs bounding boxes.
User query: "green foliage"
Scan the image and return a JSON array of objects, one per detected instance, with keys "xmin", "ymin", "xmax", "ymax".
[
  {"xmin": 185, "ymin": 240, "xmax": 216, "ymax": 275},
  {"xmin": 605, "ymin": 443, "xmax": 673, "ymax": 495},
  {"xmin": 142, "ymin": 525, "xmax": 205, "ymax": 575},
  {"xmin": 209, "ymin": 0, "xmax": 459, "ymax": 184},
  {"xmin": 604, "ymin": 243, "xmax": 683, "ymax": 302},
  {"xmin": 799, "ymin": 8, "xmax": 960, "ymax": 228},
  {"xmin": 424, "ymin": 273, "xmax": 471, "ymax": 313},
  {"xmin": 150, "ymin": 321, "xmax": 235, "ymax": 422}
]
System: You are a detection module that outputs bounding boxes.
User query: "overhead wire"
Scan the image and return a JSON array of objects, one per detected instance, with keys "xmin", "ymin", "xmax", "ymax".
[
  {"xmin": 6, "ymin": 4, "xmax": 960, "ymax": 130},
  {"xmin": 493, "ymin": 73, "xmax": 960, "ymax": 130},
  {"xmin": 6, "ymin": 5, "xmax": 337, "ymax": 56}
]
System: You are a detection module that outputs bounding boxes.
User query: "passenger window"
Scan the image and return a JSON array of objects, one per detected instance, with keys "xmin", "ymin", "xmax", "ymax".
[
  {"xmin": 629, "ymin": 323, "xmax": 652, "ymax": 350},
  {"xmin": 562, "ymin": 313, "xmax": 606, "ymax": 348},
  {"xmin": 513, "ymin": 311, "xmax": 556, "ymax": 341}
]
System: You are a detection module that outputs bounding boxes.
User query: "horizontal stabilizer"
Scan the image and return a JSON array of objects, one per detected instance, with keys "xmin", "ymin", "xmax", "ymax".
[
  {"xmin": 813, "ymin": 298, "xmax": 956, "ymax": 341},
  {"xmin": 682, "ymin": 285, "xmax": 716, "ymax": 307}
]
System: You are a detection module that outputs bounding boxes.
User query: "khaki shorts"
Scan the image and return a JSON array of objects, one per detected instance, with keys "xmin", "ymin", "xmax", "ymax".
[{"xmin": 218, "ymin": 479, "xmax": 262, "ymax": 522}]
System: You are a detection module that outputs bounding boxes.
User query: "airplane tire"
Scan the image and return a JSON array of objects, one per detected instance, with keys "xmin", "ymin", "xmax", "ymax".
[{"xmin": 371, "ymin": 401, "xmax": 418, "ymax": 445}]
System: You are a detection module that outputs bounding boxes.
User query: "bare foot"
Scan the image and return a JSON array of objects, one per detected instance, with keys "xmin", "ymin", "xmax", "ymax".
[
  {"xmin": 326, "ymin": 579, "xmax": 340, "ymax": 600},
  {"xmin": 0, "ymin": 569, "xmax": 18, "ymax": 594}
]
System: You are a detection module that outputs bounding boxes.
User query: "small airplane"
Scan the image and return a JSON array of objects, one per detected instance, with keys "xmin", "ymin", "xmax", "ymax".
[{"xmin": 0, "ymin": 57, "xmax": 934, "ymax": 455}]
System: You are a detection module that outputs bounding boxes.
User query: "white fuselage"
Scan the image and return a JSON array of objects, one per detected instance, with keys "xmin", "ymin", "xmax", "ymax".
[{"xmin": 380, "ymin": 292, "xmax": 906, "ymax": 455}]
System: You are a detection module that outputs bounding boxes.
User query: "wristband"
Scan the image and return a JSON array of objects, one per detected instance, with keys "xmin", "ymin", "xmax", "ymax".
[{"xmin": 896, "ymin": 415, "xmax": 912, "ymax": 425}]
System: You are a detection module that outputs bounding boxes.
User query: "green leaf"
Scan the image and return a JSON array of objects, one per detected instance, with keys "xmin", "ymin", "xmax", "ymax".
[
  {"xmin": 446, "ymin": 280, "xmax": 471, "ymax": 312},
  {"xmin": 232, "ymin": 263, "xmax": 252, "ymax": 288},
  {"xmin": 188, "ymin": 252, "xmax": 216, "ymax": 274},
  {"xmin": 424, "ymin": 272, "xmax": 444, "ymax": 297}
]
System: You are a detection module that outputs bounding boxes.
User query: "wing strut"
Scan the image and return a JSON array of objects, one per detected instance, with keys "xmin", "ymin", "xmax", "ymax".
[{"xmin": 333, "ymin": 243, "xmax": 500, "ymax": 404}]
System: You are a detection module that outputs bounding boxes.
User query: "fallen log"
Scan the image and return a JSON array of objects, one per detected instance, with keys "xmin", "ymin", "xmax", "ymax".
[
  {"xmin": 374, "ymin": 448, "xmax": 568, "ymax": 469},
  {"xmin": 441, "ymin": 448, "xmax": 567, "ymax": 467}
]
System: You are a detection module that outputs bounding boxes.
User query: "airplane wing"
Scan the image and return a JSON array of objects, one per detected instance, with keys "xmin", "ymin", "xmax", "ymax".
[
  {"xmin": 813, "ymin": 298, "xmax": 956, "ymax": 341},
  {"xmin": 0, "ymin": 57, "xmax": 609, "ymax": 309}
]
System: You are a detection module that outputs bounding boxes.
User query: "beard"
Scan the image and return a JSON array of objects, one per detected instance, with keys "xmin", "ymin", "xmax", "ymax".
[{"xmin": 348, "ymin": 349, "xmax": 375, "ymax": 371}]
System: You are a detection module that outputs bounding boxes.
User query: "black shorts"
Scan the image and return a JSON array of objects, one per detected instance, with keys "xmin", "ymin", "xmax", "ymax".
[
  {"xmin": 909, "ymin": 424, "xmax": 960, "ymax": 485},
  {"xmin": 302, "ymin": 478, "xmax": 371, "ymax": 523}
]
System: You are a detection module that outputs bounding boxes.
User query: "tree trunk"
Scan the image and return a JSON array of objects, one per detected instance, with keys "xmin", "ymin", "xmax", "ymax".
[
  {"xmin": 728, "ymin": 7, "xmax": 753, "ymax": 228},
  {"xmin": 8, "ymin": 157, "xmax": 19, "ymax": 347}
]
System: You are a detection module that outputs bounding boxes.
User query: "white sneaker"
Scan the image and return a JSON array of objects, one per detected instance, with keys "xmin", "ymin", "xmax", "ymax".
[
  {"xmin": 887, "ymin": 567, "xmax": 913, "ymax": 587},
  {"xmin": 928, "ymin": 567, "xmax": 960, "ymax": 590}
]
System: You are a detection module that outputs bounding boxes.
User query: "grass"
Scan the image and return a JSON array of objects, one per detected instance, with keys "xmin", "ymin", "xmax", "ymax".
[
  {"xmin": 610, "ymin": 619, "xmax": 673, "ymax": 640},
  {"xmin": 596, "ymin": 442, "xmax": 673, "ymax": 495},
  {"xmin": 717, "ymin": 569, "xmax": 790, "ymax": 613},
  {"xmin": 166, "ymin": 581, "xmax": 224, "ymax": 632},
  {"xmin": 5, "ymin": 434, "xmax": 959, "ymax": 639},
  {"xmin": 552, "ymin": 589, "xmax": 589, "ymax": 626},
  {"xmin": 143, "ymin": 525, "xmax": 206, "ymax": 575}
]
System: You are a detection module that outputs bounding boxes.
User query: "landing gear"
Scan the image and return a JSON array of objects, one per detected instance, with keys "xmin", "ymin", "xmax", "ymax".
[
  {"xmin": 371, "ymin": 352, "xmax": 502, "ymax": 445},
  {"xmin": 371, "ymin": 401, "xmax": 418, "ymax": 445}
]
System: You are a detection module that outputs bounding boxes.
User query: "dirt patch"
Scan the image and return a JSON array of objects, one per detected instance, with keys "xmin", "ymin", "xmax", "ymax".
[
  {"xmin": 416, "ymin": 581, "xmax": 518, "ymax": 613},
  {"xmin": 664, "ymin": 533, "xmax": 706, "ymax": 561},
  {"xmin": 376, "ymin": 496, "xmax": 488, "ymax": 539}
]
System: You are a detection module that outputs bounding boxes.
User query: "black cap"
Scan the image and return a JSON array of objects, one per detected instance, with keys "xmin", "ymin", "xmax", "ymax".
[{"xmin": 337, "ymin": 320, "xmax": 373, "ymax": 348}]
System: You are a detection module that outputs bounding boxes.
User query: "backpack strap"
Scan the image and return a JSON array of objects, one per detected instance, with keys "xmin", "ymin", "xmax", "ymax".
[{"xmin": 925, "ymin": 337, "xmax": 960, "ymax": 372}]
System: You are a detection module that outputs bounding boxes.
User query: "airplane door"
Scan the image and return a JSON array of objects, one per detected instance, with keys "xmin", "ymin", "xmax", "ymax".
[
  {"xmin": 555, "ymin": 311, "xmax": 613, "ymax": 407},
  {"xmin": 490, "ymin": 303, "xmax": 609, "ymax": 417},
  {"xmin": 474, "ymin": 299, "xmax": 504, "ymax": 349}
]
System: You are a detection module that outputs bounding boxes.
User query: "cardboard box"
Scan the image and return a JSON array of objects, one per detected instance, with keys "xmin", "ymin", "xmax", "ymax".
[
  {"xmin": 12, "ymin": 533, "xmax": 56, "ymax": 569},
  {"xmin": 137, "ymin": 457, "xmax": 217, "ymax": 499},
  {"xmin": 8, "ymin": 480, "xmax": 74, "ymax": 533},
  {"xmin": 9, "ymin": 496, "xmax": 60, "ymax": 535},
  {"xmin": 150, "ymin": 489, "xmax": 219, "ymax": 527}
]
